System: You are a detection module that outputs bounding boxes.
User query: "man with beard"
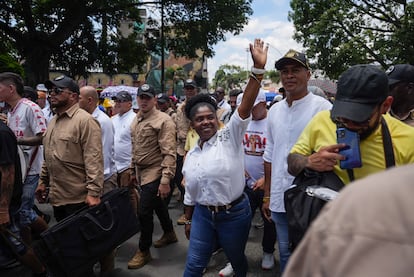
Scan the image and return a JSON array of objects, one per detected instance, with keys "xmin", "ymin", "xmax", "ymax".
[
  {"xmin": 36, "ymin": 76, "xmax": 103, "ymax": 276},
  {"xmin": 386, "ymin": 64, "xmax": 414, "ymax": 127},
  {"xmin": 287, "ymin": 64, "xmax": 414, "ymax": 185}
]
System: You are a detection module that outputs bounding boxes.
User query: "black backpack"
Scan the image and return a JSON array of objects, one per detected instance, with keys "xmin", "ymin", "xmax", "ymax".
[
  {"xmin": 284, "ymin": 118, "xmax": 395, "ymax": 251},
  {"xmin": 284, "ymin": 169, "xmax": 345, "ymax": 251}
]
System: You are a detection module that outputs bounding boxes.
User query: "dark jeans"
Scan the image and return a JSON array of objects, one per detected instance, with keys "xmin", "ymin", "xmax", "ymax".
[
  {"xmin": 53, "ymin": 202, "xmax": 86, "ymax": 222},
  {"xmin": 139, "ymin": 179, "xmax": 174, "ymax": 252},
  {"xmin": 184, "ymin": 195, "xmax": 251, "ymax": 277},
  {"xmin": 173, "ymin": 154, "xmax": 184, "ymax": 196},
  {"xmin": 244, "ymin": 186, "xmax": 277, "ymax": 254}
]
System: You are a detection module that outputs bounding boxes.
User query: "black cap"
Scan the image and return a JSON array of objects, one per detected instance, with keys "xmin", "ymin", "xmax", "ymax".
[
  {"xmin": 157, "ymin": 93, "xmax": 170, "ymax": 103},
  {"xmin": 275, "ymin": 49, "xmax": 310, "ymax": 70},
  {"xmin": 331, "ymin": 64, "xmax": 389, "ymax": 122},
  {"xmin": 137, "ymin": 84, "xmax": 156, "ymax": 97},
  {"xmin": 112, "ymin": 91, "xmax": 132, "ymax": 102},
  {"xmin": 44, "ymin": 75, "xmax": 80, "ymax": 94},
  {"xmin": 23, "ymin": 86, "xmax": 37, "ymax": 101},
  {"xmin": 184, "ymin": 79, "xmax": 197, "ymax": 88},
  {"xmin": 386, "ymin": 64, "xmax": 414, "ymax": 86}
]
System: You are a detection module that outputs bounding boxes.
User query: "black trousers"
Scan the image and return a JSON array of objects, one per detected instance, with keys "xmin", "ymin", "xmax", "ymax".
[{"xmin": 139, "ymin": 179, "xmax": 174, "ymax": 251}]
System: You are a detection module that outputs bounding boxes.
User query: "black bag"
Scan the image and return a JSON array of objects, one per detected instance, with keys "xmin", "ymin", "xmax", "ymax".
[
  {"xmin": 34, "ymin": 188, "xmax": 140, "ymax": 277},
  {"xmin": 284, "ymin": 169, "xmax": 345, "ymax": 251}
]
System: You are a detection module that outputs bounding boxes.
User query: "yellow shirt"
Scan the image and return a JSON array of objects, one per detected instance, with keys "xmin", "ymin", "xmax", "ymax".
[{"xmin": 291, "ymin": 110, "xmax": 414, "ymax": 184}]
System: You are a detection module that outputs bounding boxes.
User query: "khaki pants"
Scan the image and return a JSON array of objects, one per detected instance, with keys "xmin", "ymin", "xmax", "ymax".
[{"xmin": 117, "ymin": 168, "xmax": 139, "ymax": 216}]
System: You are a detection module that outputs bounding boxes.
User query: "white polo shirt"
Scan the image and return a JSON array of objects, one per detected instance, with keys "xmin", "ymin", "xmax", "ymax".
[{"xmin": 112, "ymin": 109, "xmax": 136, "ymax": 172}]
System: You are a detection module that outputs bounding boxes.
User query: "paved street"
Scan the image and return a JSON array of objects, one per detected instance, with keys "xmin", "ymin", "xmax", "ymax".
[{"xmin": 1, "ymin": 197, "xmax": 281, "ymax": 277}]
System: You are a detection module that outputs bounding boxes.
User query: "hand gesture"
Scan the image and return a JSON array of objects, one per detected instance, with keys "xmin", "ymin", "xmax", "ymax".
[{"xmin": 249, "ymin": 39, "xmax": 268, "ymax": 69}]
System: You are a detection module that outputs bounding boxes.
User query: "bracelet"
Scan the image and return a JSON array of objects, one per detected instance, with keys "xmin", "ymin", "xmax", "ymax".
[
  {"xmin": 262, "ymin": 196, "xmax": 270, "ymax": 203},
  {"xmin": 251, "ymin": 66, "xmax": 266, "ymax": 75},
  {"xmin": 249, "ymin": 73, "xmax": 263, "ymax": 86},
  {"xmin": 184, "ymin": 220, "xmax": 192, "ymax": 225}
]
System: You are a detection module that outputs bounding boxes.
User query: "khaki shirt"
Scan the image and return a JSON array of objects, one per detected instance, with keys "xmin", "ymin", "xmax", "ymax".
[
  {"xmin": 40, "ymin": 103, "xmax": 103, "ymax": 206},
  {"xmin": 131, "ymin": 107, "xmax": 176, "ymax": 186},
  {"xmin": 175, "ymin": 102, "xmax": 190, "ymax": 156}
]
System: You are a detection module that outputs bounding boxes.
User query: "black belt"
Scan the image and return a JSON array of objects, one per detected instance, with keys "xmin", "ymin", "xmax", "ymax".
[{"xmin": 202, "ymin": 194, "xmax": 245, "ymax": 212}]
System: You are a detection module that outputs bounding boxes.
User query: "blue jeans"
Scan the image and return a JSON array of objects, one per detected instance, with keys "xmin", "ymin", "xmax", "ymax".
[
  {"xmin": 19, "ymin": 174, "xmax": 39, "ymax": 227},
  {"xmin": 271, "ymin": 212, "xmax": 291, "ymax": 273},
  {"xmin": 184, "ymin": 194, "xmax": 252, "ymax": 277}
]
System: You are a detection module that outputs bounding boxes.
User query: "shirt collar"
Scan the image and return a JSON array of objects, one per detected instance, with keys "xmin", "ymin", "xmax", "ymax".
[{"xmin": 137, "ymin": 106, "xmax": 156, "ymax": 121}]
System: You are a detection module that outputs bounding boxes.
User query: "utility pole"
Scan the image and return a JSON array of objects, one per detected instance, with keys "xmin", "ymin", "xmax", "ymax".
[{"xmin": 160, "ymin": 0, "xmax": 165, "ymax": 94}]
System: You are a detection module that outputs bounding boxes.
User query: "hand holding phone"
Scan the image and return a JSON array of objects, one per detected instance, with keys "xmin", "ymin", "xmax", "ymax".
[{"xmin": 336, "ymin": 127, "xmax": 362, "ymax": 169}]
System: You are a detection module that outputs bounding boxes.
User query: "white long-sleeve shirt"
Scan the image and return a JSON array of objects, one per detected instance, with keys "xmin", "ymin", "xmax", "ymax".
[{"xmin": 263, "ymin": 93, "xmax": 332, "ymax": 212}]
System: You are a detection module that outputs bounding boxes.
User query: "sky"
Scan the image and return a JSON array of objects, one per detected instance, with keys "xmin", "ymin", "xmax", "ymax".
[{"xmin": 208, "ymin": 0, "xmax": 303, "ymax": 83}]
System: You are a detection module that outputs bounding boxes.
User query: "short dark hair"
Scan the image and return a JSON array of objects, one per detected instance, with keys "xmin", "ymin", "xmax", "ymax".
[
  {"xmin": 185, "ymin": 93, "xmax": 217, "ymax": 120},
  {"xmin": 229, "ymin": 89, "xmax": 242, "ymax": 97},
  {"xmin": 0, "ymin": 72, "xmax": 24, "ymax": 96}
]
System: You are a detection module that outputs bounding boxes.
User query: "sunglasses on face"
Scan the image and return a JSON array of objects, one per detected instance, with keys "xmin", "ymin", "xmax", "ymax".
[
  {"xmin": 334, "ymin": 106, "xmax": 380, "ymax": 128},
  {"xmin": 48, "ymin": 87, "xmax": 65, "ymax": 94}
]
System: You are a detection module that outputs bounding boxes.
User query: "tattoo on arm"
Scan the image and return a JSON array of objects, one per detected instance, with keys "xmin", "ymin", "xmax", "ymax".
[{"xmin": 287, "ymin": 153, "xmax": 308, "ymax": 176}]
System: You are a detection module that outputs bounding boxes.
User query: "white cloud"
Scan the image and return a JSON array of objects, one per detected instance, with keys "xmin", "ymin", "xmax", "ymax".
[
  {"xmin": 207, "ymin": 0, "xmax": 304, "ymax": 84},
  {"xmin": 208, "ymin": 20, "xmax": 302, "ymax": 83}
]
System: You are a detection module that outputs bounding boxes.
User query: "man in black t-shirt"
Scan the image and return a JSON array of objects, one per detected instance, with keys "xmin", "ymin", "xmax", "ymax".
[{"xmin": 0, "ymin": 121, "xmax": 45, "ymax": 275}]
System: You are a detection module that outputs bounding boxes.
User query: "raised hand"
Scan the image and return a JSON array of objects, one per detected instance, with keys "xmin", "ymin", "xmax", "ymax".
[{"xmin": 249, "ymin": 38, "xmax": 268, "ymax": 69}]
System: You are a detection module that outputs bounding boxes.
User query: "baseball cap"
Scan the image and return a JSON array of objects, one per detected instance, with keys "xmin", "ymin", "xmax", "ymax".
[
  {"xmin": 23, "ymin": 86, "xmax": 37, "ymax": 101},
  {"xmin": 44, "ymin": 75, "xmax": 80, "ymax": 94},
  {"xmin": 137, "ymin": 84, "xmax": 156, "ymax": 97},
  {"xmin": 184, "ymin": 79, "xmax": 197, "ymax": 88},
  {"xmin": 112, "ymin": 91, "xmax": 132, "ymax": 102},
  {"xmin": 36, "ymin": 84, "xmax": 47, "ymax": 92},
  {"xmin": 331, "ymin": 64, "xmax": 389, "ymax": 122},
  {"xmin": 275, "ymin": 49, "xmax": 310, "ymax": 70},
  {"xmin": 386, "ymin": 64, "xmax": 414, "ymax": 86},
  {"xmin": 157, "ymin": 93, "xmax": 170, "ymax": 103},
  {"xmin": 236, "ymin": 90, "xmax": 266, "ymax": 107}
]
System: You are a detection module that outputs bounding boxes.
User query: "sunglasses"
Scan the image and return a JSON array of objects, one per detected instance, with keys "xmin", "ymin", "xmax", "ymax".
[
  {"xmin": 48, "ymin": 87, "xmax": 65, "ymax": 94},
  {"xmin": 48, "ymin": 87, "xmax": 76, "ymax": 95},
  {"xmin": 334, "ymin": 106, "xmax": 380, "ymax": 128}
]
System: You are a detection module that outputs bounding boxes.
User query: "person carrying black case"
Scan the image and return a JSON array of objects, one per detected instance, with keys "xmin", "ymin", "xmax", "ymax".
[{"xmin": 34, "ymin": 188, "xmax": 140, "ymax": 277}]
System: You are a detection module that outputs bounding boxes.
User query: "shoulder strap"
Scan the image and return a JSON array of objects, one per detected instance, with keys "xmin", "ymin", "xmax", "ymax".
[
  {"xmin": 340, "ymin": 117, "xmax": 395, "ymax": 182},
  {"xmin": 381, "ymin": 117, "xmax": 395, "ymax": 168}
]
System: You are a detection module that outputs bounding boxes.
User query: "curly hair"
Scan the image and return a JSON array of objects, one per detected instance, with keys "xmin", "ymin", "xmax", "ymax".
[{"xmin": 185, "ymin": 93, "xmax": 218, "ymax": 120}]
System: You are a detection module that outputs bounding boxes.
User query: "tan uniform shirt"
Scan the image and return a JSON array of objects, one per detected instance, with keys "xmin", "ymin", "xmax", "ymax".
[
  {"xmin": 284, "ymin": 163, "xmax": 414, "ymax": 277},
  {"xmin": 131, "ymin": 107, "xmax": 176, "ymax": 186},
  {"xmin": 40, "ymin": 103, "xmax": 103, "ymax": 206},
  {"xmin": 175, "ymin": 102, "xmax": 190, "ymax": 156}
]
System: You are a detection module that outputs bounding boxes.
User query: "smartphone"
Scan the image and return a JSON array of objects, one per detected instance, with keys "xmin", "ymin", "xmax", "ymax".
[{"xmin": 336, "ymin": 127, "xmax": 362, "ymax": 169}]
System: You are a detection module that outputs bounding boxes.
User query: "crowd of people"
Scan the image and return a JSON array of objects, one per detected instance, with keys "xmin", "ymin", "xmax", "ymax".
[{"xmin": 0, "ymin": 37, "xmax": 414, "ymax": 277}]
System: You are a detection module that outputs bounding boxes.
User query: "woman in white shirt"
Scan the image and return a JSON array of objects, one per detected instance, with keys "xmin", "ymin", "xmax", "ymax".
[{"xmin": 182, "ymin": 39, "xmax": 268, "ymax": 277}]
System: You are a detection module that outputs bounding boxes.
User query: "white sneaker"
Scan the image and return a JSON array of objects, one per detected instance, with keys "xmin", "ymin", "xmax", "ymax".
[
  {"xmin": 219, "ymin": 262, "xmax": 234, "ymax": 277},
  {"xmin": 261, "ymin": 252, "xmax": 275, "ymax": 270}
]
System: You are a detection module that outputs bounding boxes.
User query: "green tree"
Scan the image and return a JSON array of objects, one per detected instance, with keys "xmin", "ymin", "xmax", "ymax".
[
  {"xmin": 289, "ymin": 0, "xmax": 414, "ymax": 79},
  {"xmin": 0, "ymin": 0, "xmax": 253, "ymax": 86},
  {"xmin": 212, "ymin": 64, "xmax": 249, "ymax": 90}
]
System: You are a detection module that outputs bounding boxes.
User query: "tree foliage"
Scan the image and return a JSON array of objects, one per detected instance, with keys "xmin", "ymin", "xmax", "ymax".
[
  {"xmin": 289, "ymin": 0, "xmax": 414, "ymax": 79},
  {"xmin": 0, "ymin": 0, "xmax": 253, "ymax": 86},
  {"xmin": 213, "ymin": 64, "xmax": 249, "ymax": 90}
]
